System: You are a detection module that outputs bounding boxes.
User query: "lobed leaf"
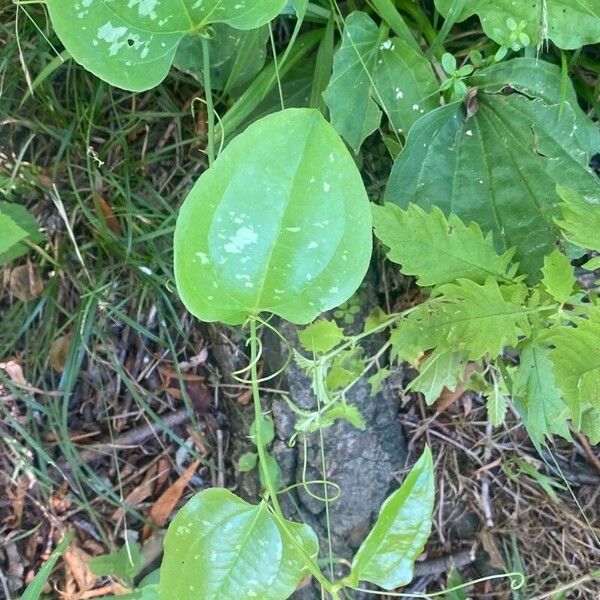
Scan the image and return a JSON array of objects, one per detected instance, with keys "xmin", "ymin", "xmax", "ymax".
[
  {"xmin": 372, "ymin": 202, "xmax": 516, "ymax": 286},
  {"xmin": 555, "ymin": 186, "xmax": 600, "ymax": 253},
  {"xmin": 174, "ymin": 108, "xmax": 372, "ymax": 325},
  {"xmin": 541, "ymin": 249, "xmax": 575, "ymax": 304},
  {"xmin": 298, "ymin": 319, "xmax": 344, "ymax": 354},
  {"xmin": 513, "ymin": 345, "xmax": 572, "ymax": 447},
  {"xmin": 550, "ymin": 308, "xmax": 600, "ymax": 426},
  {"xmin": 46, "ymin": 0, "xmax": 287, "ymax": 91},
  {"xmin": 347, "ymin": 447, "xmax": 434, "ymax": 589}
]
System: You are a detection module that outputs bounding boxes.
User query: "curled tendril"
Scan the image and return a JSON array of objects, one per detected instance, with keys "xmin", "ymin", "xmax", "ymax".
[
  {"xmin": 297, "ymin": 433, "xmax": 341, "ymax": 503},
  {"xmin": 349, "ymin": 571, "xmax": 525, "ymax": 598},
  {"xmin": 231, "ymin": 316, "xmax": 293, "ymax": 385}
]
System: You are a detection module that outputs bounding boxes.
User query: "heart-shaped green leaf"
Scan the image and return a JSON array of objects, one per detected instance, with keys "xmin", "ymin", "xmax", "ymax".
[
  {"xmin": 46, "ymin": 0, "xmax": 287, "ymax": 91},
  {"xmin": 347, "ymin": 447, "xmax": 434, "ymax": 589},
  {"xmin": 159, "ymin": 488, "xmax": 318, "ymax": 600},
  {"xmin": 174, "ymin": 108, "xmax": 372, "ymax": 325}
]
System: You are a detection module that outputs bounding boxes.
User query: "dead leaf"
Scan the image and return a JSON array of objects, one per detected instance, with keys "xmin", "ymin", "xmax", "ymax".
[
  {"xmin": 10, "ymin": 262, "xmax": 44, "ymax": 302},
  {"xmin": 1, "ymin": 360, "xmax": 28, "ymax": 385},
  {"xmin": 62, "ymin": 539, "xmax": 97, "ymax": 598},
  {"xmin": 435, "ymin": 363, "xmax": 481, "ymax": 414},
  {"xmin": 50, "ymin": 334, "xmax": 72, "ymax": 373},
  {"xmin": 478, "ymin": 529, "xmax": 506, "ymax": 572},
  {"xmin": 159, "ymin": 366, "xmax": 212, "ymax": 413},
  {"xmin": 112, "ymin": 462, "xmax": 159, "ymax": 521},
  {"xmin": 94, "ymin": 195, "xmax": 122, "ymax": 235},
  {"xmin": 143, "ymin": 460, "xmax": 199, "ymax": 538}
]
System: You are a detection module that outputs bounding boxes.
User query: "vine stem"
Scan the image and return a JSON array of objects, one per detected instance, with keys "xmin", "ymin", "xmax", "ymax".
[
  {"xmin": 248, "ymin": 318, "xmax": 342, "ymax": 600},
  {"xmin": 200, "ymin": 35, "xmax": 216, "ymax": 166}
]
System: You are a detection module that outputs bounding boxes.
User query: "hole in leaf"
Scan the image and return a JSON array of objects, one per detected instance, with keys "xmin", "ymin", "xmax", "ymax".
[{"xmin": 127, "ymin": 38, "xmax": 135, "ymax": 47}]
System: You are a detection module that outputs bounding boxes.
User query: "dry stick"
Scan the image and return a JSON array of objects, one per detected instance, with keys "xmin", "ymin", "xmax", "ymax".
[
  {"xmin": 58, "ymin": 409, "xmax": 189, "ymax": 469},
  {"xmin": 413, "ymin": 546, "xmax": 477, "ymax": 578},
  {"xmin": 480, "ymin": 421, "xmax": 495, "ymax": 528},
  {"xmin": 575, "ymin": 431, "xmax": 600, "ymax": 475}
]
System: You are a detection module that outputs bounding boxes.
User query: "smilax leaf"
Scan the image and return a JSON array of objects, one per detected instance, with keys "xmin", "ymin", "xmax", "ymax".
[
  {"xmin": 346, "ymin": 447, "xmax": 434, "ymax": 589},
  {"xmin": 46, "ymin": 0, "xmax": 287, "ymax": 91},
  {"xmin": 174, "ymin": 108, "xmax": 372, "ymax": 325},
  {"xmin": 160, "ymin": 488, "xmax": 318, "ymax": 600}
]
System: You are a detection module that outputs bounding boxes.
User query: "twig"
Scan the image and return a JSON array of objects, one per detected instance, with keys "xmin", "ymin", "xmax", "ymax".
[
  {"xmin": 575, "ymin": 431, "xmax": 600, "ymax": 475},
  {"xmin": 480, "ymin": 421, "xmax": 495, "ymax": 528},
  {"xmin": 413, "ymin": 546, "xmax": 477, "ymax": 578}
]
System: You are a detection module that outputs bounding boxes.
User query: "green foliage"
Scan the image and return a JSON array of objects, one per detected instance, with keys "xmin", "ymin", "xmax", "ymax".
[
  {"xmin": 89, "ymin": 540, "xmax": 143, "ymax": 582},
  {"xmin": 298, "ymin": 319, "xmax": 345, "ymax": 354},
  {"xmin": 385, "ymin": 59, "xmax": 599, "ymax": 278},
  {"xmin": 347, "ymin": 447, "xmax": 434, "ymax": 589},
  {"xmin": 160, "ymin": 488, "xmax": 318, "ymax": 600},
  {"xmin": 46, "ymin": 0, "xmax": 287, "ymax": 91},
  {"xmin": 173, "ymin": 24, "xmax": 269, "ymax": 93},
  {"xmin": 0, "ymin": 201, "xmax": 43, "ymax": 265},
  {"xmin": 555, "ymin": 186, "xmax": 600, "ymax": 252},
  {"xmin": 372, "ymin": 203, "xmax": 516, "ymax": 286},
  {"xmin": 541, "ymin": 249, "xmax": 575, "ymax": 304},
  {"xmin": 323, "ymin": 11, "xmax": 438, "ymax": 150},
  {"xmin": 434, "ymin": 0, "xmax": 600, "ymax": 49},
  {"xmin": 410, "ymin": 349, "xmax": 468, "ymax": 405},
  {"xmin": 174, "ymin": 108, "xmax": 372, "ymax": 325}
]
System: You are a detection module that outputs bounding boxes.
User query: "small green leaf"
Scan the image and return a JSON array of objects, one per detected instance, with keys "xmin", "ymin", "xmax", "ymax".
[
  {"xmin": 441, "ymin": 52, "xmax": 457, "ymax": 74},
  {"xmin": 327, "ymin": 348, "xmax": 365, "ymax": 390},
  {"xmin": 487, "ymin": 383, "xmax": 508, "ymax": 427},
  {"xmin": 368, "ymin": 367, "xmax": 391, "ymax": 395},
  {"xmin": 410, "ymin": 349, "xmax": 468, "ymax": 405},
  {"xmin": 250, "ymin": 416, "xmax": 276, "ymax": 446},
  {"xmin": 298, "ymin": 319, "xmax": 344, "ymax": 354},
  {"xmin": 160, "ymin": 488, "xmax": 318, "ymax": 600},
  {"xmin": 46, "ymin": 0, "xmax": 287, "ymax": 91},
  {"xmin": 581, "ymin": 408, "xmax": 600, "ymax": 445},
  {"xmin": 0, "ymin": 201, "xmax": 44, "ymax": 265},
  {"xmin": 259, "ymin": 454, "xmax": 283, "ymax": 490},
  {"xmin": 550, "ymin": 308, "xmax": 600, "ymax": 426},
  {"xmin": 372, "ymin": 203, "xmax": 516, "ymax": 286},
  {"xmin": 513, "ymin": 345, "xmax": 572, "ymax": 446},
  {"xmin": 89, "ymin": 541, "xmax": 142, "ymax": 581},
  {"xmin": 347, "ymin": 447, "xmax": 434, "ymax": 589},
  {"xmin": 0, "ymin": 213, "xmax": 27, "ymax": 254},
  {"xmin": 237, "ymin": 451, "xmax": 258, "ymax": 472},
  {"xmin": 174, "ymin": 108, "xmax": 372, "ymax": 325},
  {"xmin": 364, "ymin": 306, "xmax": 388, "ymax": 333},
  {"xmin": 541, "ymin": 249, "xmax": 575, "ymax": 304},
  {"xmin": 582, "ymin": 256, "xmax": 600, "ymax": 271}
]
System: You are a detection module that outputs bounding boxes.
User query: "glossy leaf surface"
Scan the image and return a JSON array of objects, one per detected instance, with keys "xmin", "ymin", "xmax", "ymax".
[
  {"xmin": 434, "ymin": 0, "xmax": 600, "ymax": 49},
  {"xmin": 46, "ymin": 0, "xmax": 287, "ymax": 91},
  {"xmin": 323, "ymin": 12, "xmax": 438, "ymax": 150},
  {"xmin": 385, "ymin": 83, "xmax": 599, "ymax": 278},
  {"xmin": 160, "ymin": 488, "xmax": 318, "ymax": 600},
  {"xmin": 347, "ymin": 447, "xmax": 434, "ymax": 589},
  {"xmin": 174, "ymin": 108, "xmax": 372, "ymax": 325}
]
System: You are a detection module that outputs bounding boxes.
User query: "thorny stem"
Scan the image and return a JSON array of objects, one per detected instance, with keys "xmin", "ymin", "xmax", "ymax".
[
  {"xmin": 248, "ymin": 318, "xmax": 342, "ymax": 599},
  {"xmin": 201, "ymin": 35, "xmax": 216, "ymax": 166}
]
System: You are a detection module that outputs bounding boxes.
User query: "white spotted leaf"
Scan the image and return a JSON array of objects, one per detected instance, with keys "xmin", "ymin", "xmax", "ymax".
[
  {"xmin": 46, "ymin": 0, "xmax": 287, "ymax": 91},
  {"xmin": 174, "ymin": 108, "xmax": 372, "ymax": 325},
  {"xmin": 159, "ymin": 488, "xmax": 318, "ymax": 600}
]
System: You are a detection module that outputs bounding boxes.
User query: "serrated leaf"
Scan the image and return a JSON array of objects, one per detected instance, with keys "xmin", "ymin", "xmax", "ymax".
[
  {"xmin": 174, "ymin": 108, "xmax": 372, "ymax": 325},
  {"xmin": 160, "ymin": 488, "xmax": 318, "ymax": 600},
  {"xmin": 550, "ymin": 308, "xmax": 600, "ymax": 426},
  {"xmin": 393, "ymin": 279, "xmax": 533, "ymax": 361},
  {"xmin": 326, "ymin": 348, "xmax": 365, "ymax": 390},
  {"xmin": 434, "ymin": 0, "xmax": 600, "ymax": 49},
  {"xmin": 173, "ymin": 24, "xmax": 268, "ymax": 93},
  {"xmin": 46, "ymin": 0, "xmax": 287, "ymax": 91},
  {"xmin": 541, "ymin": 249, "xmax": 575, "ymax": 304},
  {"xmin": 555, "ymin": 186, "xmax": 600, "ymax": 253},
  {"xmin": 372, "ymin": 203, "xmax": 516, "ymax": 286},
  {"xmin": 513, "ymin": 345, "xmax": 572, "ymax": 447},
  {"xmin": 323, "ymin": 12, "xmax": 438, "ymax": 150},
  {"xmin": 298, "ymin": 319, "xmax": 344, "ymax": 354},
  {"xmin": 364, "ymin": 306, "xmax": 388, "ymax": 333},
  {"xmin": 385, "ymin": 83, "xmax": 599, "ymax": 279},
  {"xmin": 347, "ymin": 447, "xmax": 434, "ymax": 589},
  {"xmin": 410, "ymin": 349, "xmax": 468, "ymax": 405},
  {"xmin": 368, "ymin": 367, "xmax": 391, "ymax": 395}
]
